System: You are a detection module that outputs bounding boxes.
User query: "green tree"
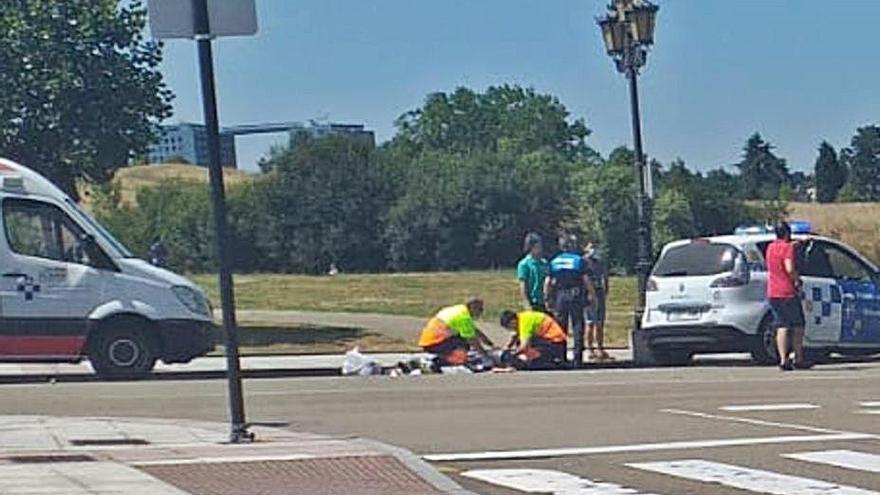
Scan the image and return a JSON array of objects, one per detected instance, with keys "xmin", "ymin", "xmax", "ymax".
[
  {"xmin": 384, "ymin": 150, "xmax": 578, "ymax": 271},
  {"xmin": 0, "ymin": 0, "xmax": 172, "ymax": 198},
  {"xmin": 733, "ymin": 133, "xmax": 790, "ymax": 200},
  {"xmin": 814, "ymin": 142, "xmax": 845, "ymax": 203},
  {"xmin": 571, "ymin": 148, "xmax": 638, "ymax": 272},
  {"xmin": 392, "ymin": 85, "xmax": 592, "ymax": 158},
  {"xmin": 656, "ymin": 161, "xmax": 751, "ymax": 237},
  {"xmin": 652, "ymin": 187, "xmax": 696, "ymax": 249},
  {"xmin": 94, "ymin": 181, "xmax": 217, "ymax": 272},
  {"xmin": 256, "ymin": 135, "xmax": 389, "ymax": 274},
  {"xmin": 841, "ymin": 125, "xmax": 880, "ymax": 201}
]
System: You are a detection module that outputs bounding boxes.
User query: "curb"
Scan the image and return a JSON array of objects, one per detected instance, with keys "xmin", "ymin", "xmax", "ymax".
[
  {"xmin": 353, "ymin": 438, "xmax": 479, "ymax": 495},
  {"xmin": 0, "ymin": 367, "xmax": 341, "ymax": 385},
  {"xmin": 0, "ymin": 360, "xmax": 640, "ymax": 385}
]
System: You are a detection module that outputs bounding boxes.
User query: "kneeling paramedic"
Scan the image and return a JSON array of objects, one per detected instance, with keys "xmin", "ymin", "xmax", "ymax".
[
  {"xmin": 499, "ymin": 310, "xmax": 567, "ymax": 370},
  {"xmin": 418, "ymin": 298, "xmax": 495, "ymax": 366}
]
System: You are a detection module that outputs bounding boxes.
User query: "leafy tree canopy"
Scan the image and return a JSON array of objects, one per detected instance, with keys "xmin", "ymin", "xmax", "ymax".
[
  {"xmin": 841, "ymin": 125, "xmax": 880, "ymax": 201},
  {"xmin": 814, "ymin": 141, "xmax": 845, "ymax": 203},
  {"xmin": 0, "ymin": 0, "xmax": 172, "ymax": 198},
  {"xmin": 733, "ymin": 133, "xmax": 790, "ymax": 200},
  {"xmin": 391, "ymin": 85, "xmax": 594, "ymax": 158}
]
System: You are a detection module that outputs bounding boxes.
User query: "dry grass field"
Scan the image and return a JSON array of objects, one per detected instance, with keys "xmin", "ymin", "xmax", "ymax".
[
  {"xmin": 80, "ymin": 163, "xmax": 253, "ymax": 208},
  {"xmin": 788, "ymin": 202, "xmax": 880, "ymax": 263}
]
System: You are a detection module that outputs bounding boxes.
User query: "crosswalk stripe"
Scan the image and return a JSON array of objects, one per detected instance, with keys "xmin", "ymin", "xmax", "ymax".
[
  {"xmin": 720, "ymin": 403, "xmax": 819, "ymax": 412},
  {"xmin": 462, "ymin": 469, "xmax": 655, "ymax": 495},
  {"xmin": 423, "ymin": 432, "xmax": 872, "ymax": 462},
  {"xmin": 859, "ymin": 402, "xmax": 880, "ymax": 408},
  {"xmin": 628, "ymin": 459, "xmax": 880, "ymax": 495},
  {"xmin": 784, "ymin": 450, "xmax": 880, "ymax": 474}
]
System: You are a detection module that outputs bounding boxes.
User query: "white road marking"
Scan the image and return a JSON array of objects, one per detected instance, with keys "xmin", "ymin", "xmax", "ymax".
[
  {"xmin": 629, "ymin": 459, "xmax": 880, "ymax": 495},
  {"xmin": 134, "ymin": 454, "xmax": 315, "ymax": 466},
  {"xmin": 859, "ymin": 402, "xmax": 880, "ymax": 408},
  {"xmin": 423, "ymin": 432, "xmax": 871, "ymax": 462},
  {"xmin": 858, "ymin": 410, "xmax": 880, "ymax": 415},
  {"xmin": 461, "ymin": 469, "xmax": 655, "ymax": 494},
  {"xmin": 661, "ymin": 408, "xmax": 844, "ymax": 434},
  {"xmin": 784, "ymin": 450, "xmax": 880, "ymax": 474},
  {"xmin": 720, "ymin": 403, "xmax": 820, "ymax": 412}
]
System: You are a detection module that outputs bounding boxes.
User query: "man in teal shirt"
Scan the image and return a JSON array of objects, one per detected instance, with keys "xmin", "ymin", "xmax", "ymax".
[{"xmin": 516, "ymin": 233, "xmax": 548, "ymax": 312}]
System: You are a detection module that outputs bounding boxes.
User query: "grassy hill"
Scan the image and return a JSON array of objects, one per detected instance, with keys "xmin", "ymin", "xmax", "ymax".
[
  {"xmin": 788, "ymin": 202, "xmax": 880, "ymax": 263},
  {"xmin": 81, "ymin": 163, "xmax": 254, "ymax": 208}
]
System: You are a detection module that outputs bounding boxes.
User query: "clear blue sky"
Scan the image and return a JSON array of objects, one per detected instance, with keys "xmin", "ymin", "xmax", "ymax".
[{"xmin": 158, "ymin": 0, "xmax": 880, "ymax": 173}]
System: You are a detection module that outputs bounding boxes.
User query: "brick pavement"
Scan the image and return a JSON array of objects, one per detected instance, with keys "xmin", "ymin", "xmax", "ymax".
[{"xmin": 0, "ymin": 416, "xmax": 474, "ymax": 495}]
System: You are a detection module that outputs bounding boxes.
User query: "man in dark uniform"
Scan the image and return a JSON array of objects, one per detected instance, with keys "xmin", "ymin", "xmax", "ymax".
[{"xmin": 545, "ymin": 234, "xmax": 596, "ymax": 367}]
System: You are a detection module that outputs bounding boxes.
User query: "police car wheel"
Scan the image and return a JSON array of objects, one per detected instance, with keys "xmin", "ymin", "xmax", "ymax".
[
  {"xmin": 89, "ymin": 324, "xmax": 158, "ymax": 379},
  {"xmin": 751, "ymin": 315, "xmax": 779, "ymax": 365}
]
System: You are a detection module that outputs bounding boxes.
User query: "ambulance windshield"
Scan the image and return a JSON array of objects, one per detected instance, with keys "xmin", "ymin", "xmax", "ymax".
[{"xmin": 66, "ymin": 199, "xmax": 134, "ymax": 258}]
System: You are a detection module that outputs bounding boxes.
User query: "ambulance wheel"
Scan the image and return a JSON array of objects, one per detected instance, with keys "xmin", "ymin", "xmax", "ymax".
[
  {"xmin": 751, "ymin": 315, "xmax": 778, "ymax": 365},
  {"xmin": 88, "ymin": 319, "xmax": 158, "ymax": 379}
]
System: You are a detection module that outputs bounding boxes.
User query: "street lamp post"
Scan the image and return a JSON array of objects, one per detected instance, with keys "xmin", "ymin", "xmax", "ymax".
[{"xmin": 597, "ymin": 0, "xmax": 658, "ymax": 334}]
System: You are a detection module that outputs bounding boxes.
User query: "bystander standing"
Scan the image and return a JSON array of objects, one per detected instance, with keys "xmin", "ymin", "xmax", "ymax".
[
  {"xmin": 517, "ymin": 233, "xmax": 548, "ymax": 311},
  {"xmin": 584, "ymin": 242, "xmax": 612, "ymax": 362},
  {"xmin": 766, "ymin": 221, "xmax": 809, "ymax": 371}
]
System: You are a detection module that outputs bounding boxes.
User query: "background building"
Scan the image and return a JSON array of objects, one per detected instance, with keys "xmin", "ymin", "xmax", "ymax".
[
  {"xmin": 147, "ymin": 123, "xmax": 238, "ymax": 168},
  {"xmin": 147, "ymin": 121, "xmax": 374, "ymax": 169}
]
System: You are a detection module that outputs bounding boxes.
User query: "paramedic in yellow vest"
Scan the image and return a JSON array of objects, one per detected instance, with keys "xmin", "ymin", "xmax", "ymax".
[
  {"xmin": 418, "ymin": 298, "xmax": 495, "ymax": 366},
  {"xmin": 499, "ymin": 310, "xmax": 567, "ymax": 369}
]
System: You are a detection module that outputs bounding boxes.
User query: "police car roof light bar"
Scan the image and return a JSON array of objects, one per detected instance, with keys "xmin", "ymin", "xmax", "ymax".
[{"xmin": 733, "ymin": 221, "xmax": 813, "ymax": 236}]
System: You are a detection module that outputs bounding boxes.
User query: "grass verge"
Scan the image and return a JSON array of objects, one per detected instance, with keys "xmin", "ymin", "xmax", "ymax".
[{"xmin": 194, "ymin": 271, "xmax": 636, "ymax": 347}]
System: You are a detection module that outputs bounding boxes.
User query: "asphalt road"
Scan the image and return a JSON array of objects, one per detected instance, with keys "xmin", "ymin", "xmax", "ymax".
[{"xmin": 1, "ymin": 360, "xmax": 878, "ymax": 494}]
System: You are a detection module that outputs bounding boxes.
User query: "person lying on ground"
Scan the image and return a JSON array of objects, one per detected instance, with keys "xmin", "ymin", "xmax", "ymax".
[
  {"xmin": 499, "ymin": 309, "xmax": 567, "ymax": 370},
  {"xmin": 418, "ymin": 298, "xmax": 495, "ymax": 366}
]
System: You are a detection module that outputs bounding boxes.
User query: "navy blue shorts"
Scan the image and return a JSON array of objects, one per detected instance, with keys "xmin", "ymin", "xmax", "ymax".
[{"xmin": 770, "ymin": 297, "xmax": 805, "ymax": 329}]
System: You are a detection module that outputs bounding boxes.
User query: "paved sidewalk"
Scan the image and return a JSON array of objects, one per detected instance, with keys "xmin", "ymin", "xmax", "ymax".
[{"xmin": 0, "ymin": 415, "xmax": 475, "ymax": 495}]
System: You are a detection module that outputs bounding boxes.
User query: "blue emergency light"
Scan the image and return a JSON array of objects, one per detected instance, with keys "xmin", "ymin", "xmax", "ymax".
[
  {"xmin": 734, "ymin": 221, "xmax": 813, "ymax": 235},
  {"xmin": 789, "ymin": 221, "xmax": 813, "ymax": 234}
]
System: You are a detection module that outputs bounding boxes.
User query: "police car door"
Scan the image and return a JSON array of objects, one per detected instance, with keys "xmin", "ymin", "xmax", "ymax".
[
  {"xmin": 798, "ymin": 240, "xmax": 841, "ymax": 344},
  {"xmin": 819, "ymin": 241, "xmax": 880, "ymax": 346},
  {"xmin": 0, "ymin": 198, "xmax": 104, "ymax": 358}
]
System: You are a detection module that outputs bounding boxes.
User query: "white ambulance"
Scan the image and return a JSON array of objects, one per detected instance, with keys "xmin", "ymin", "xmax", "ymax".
[
  {"xmin": 0, "ymin": 158, "xmax": 214, "ymax": 378},
  {"xmin": 635, "ymin": 223, "xmax": 880, "ymax": 366}
]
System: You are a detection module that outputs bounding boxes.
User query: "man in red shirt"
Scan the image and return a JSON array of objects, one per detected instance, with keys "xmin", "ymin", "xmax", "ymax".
[{"xmin": 765, "ymin": 222, "xmax": 806, "ymax": 370}]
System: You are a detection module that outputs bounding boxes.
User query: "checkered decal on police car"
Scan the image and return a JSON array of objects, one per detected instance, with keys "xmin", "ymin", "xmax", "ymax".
[{"xmin": 807, "ymin": 284, "xmax": 841, "ymax": 326}]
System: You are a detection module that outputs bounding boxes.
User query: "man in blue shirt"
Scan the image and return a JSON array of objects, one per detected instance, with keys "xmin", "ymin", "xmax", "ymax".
[
  {"xmin": 545, "ymin": 234, "xmax": 596, "ymax": 367},
  {"xmin": 516, "ymin": 233, "xmax": 548, "ymax": 311}
]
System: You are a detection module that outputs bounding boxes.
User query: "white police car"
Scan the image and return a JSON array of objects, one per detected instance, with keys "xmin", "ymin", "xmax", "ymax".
[{"xmin": 633, "ymin": 222, "xmax": 880, "ymax": 366}]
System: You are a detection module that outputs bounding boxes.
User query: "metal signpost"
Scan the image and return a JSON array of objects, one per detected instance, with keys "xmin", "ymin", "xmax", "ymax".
[{"xmin": 148, "ymin": 0, "xmax": 257, "ymax": 443}]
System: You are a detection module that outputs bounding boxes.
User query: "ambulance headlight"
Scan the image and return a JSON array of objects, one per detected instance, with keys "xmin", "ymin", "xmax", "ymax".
[{"xmin": 173, "ymin": 286, "xmax": 211, "ymax": 317}]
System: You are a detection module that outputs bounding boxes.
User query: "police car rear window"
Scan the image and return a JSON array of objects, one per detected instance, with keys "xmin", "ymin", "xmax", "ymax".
[{"xmin": 653, "ymin": 243, "xmax": 739, "ymax": 277}]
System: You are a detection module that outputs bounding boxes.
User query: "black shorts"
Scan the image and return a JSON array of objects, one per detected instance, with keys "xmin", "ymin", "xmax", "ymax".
[{"xmin": 770, "ymin": 297, "xmax": 805, "ymax": 329}]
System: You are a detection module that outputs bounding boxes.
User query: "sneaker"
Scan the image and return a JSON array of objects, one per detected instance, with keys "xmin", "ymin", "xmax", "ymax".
[
  {"xmin": 793, "ymin": 360, "xmax": 815, "ymax": 370},
  {"xmin": 779, "ymin": 362, "xmax": 794, "ymax": 372}
]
